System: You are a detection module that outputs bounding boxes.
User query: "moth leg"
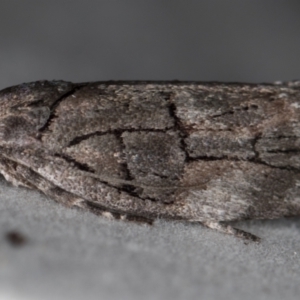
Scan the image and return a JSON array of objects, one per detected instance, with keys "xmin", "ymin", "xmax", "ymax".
[
  {"xmin": 0, "ymin": 158, "xmax": 84, "ymax": 208},
  {"xmin": 99, "ymin": 211, "xmax": 153, "ymax": 225},
  {"xmin": 0, "ymin": 158, "xmax": 42, "ymax": 190},
  {"xmin": 202, "ymin": 221, "xmax": 261, "ymax": 243},
  {"xmin": 2, "ymin": 159, "xmax": 153, "ymax": 224},
  {"xmin": 30, "ymin": 184, "xmax": 151, "ymax": 224},
  {"xmin": 83, "ymin": 201, "xmax": 153, "ymax": 225}
]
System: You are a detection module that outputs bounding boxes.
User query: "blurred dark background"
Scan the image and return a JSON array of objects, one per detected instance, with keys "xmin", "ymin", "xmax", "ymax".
[{"xmin": 0, "ymin": 0, "xmax": 299, "ymax": 89}]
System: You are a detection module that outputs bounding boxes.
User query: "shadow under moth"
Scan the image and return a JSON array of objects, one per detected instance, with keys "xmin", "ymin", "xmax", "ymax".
[{"xmin": 1, "ymin": 80, "xmax": 300, "ymax": 242}]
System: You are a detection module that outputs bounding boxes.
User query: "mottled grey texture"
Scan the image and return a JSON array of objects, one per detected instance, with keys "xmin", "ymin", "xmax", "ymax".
[
  {"xmin": 1, "ymin": 2, "xmax": 300, "ymax": 300},
  {"xmin": 1, "ymin": 80, "xmax": 300, "ymax": 241}
]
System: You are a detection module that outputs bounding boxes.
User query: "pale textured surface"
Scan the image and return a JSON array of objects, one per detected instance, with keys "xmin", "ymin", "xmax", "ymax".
[
  {"xmin": 1, "ymin": 178, "xmax": 300, "ymax": 300},
  {"xmin": 1, "ymin": 1, "xmax": 300, "ymax": 300}
]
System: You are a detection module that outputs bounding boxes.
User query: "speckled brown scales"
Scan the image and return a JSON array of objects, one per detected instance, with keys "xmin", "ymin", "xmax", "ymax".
[{"xmin": 1, "ymin": 80, "xmax": 300, "ymax": 242}]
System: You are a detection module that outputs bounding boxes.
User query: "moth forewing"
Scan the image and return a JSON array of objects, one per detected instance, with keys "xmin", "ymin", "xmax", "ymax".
[{"xmin": 1, "ymin": 80, "xmax": 300, "ymax": 242}]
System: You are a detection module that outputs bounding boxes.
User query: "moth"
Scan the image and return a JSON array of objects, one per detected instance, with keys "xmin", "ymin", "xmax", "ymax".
[{"xmin": 1, "ymin": 80, "xmax": 300, "ymax": 242}]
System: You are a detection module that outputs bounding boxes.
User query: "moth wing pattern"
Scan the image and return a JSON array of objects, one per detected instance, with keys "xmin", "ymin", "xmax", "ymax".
[{"xmin": 1, "ymin": 80, "xmax": 300, "ymax": 242}]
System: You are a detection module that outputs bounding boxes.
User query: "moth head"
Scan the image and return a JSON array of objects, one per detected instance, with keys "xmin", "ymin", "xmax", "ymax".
[
  {"xmin": 0, "ymin": 80, "xmax": 73, "ymax": 146},
  {"xmin": 0, "ymin": 106, "xmax": 50, "ymax": 146}
]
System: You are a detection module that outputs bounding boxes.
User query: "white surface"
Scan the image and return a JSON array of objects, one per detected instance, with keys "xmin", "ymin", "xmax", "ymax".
[{"xmin": 1, "ymin": 178, "xmax": 300, "ymax": 300}]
